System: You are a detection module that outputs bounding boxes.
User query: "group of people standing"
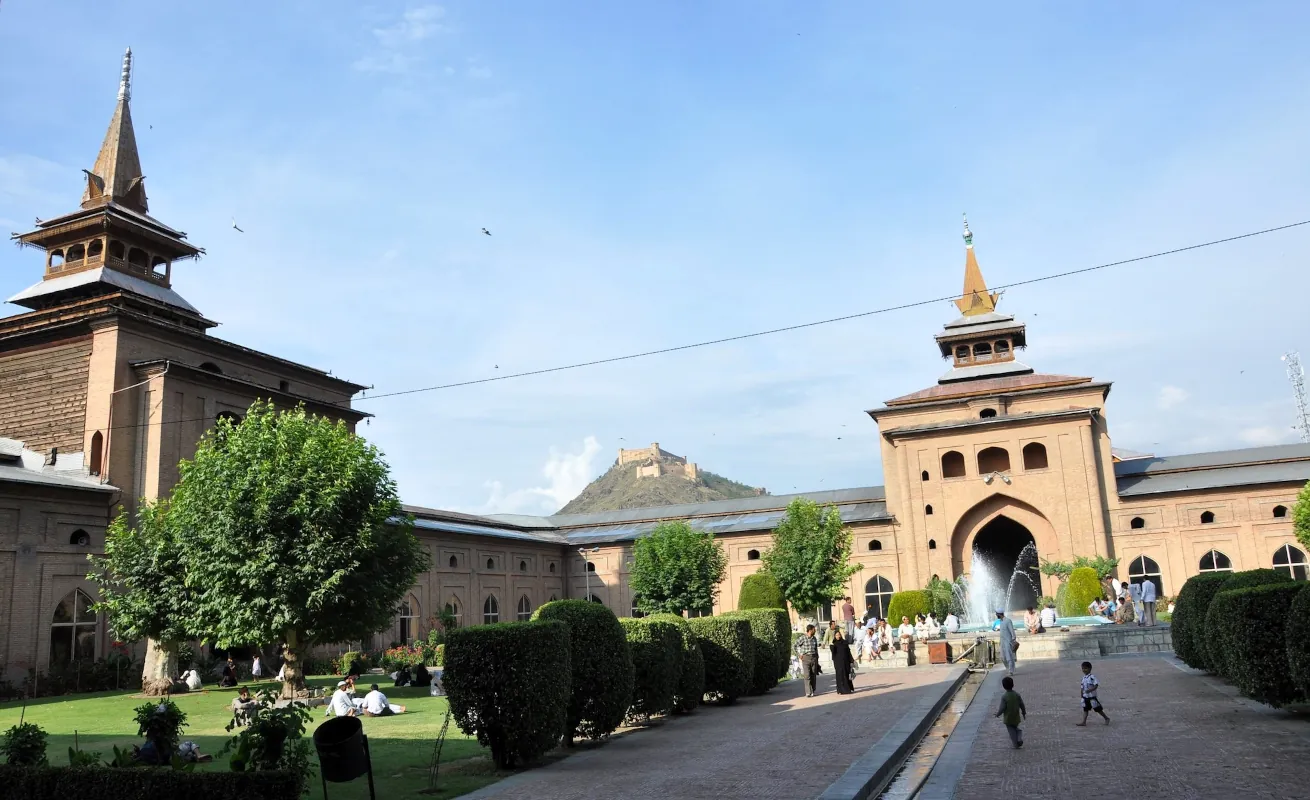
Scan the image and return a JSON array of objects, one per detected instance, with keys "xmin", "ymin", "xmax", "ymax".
[{"xmin": 1088, "ymin": 578, "xmax": 1159, "ymax": 626}]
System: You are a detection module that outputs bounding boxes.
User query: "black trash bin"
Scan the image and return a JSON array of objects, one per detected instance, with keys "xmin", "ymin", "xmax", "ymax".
[{"xmin": 314, "ymin": 716, "xmax": 370, "ymax": 783}]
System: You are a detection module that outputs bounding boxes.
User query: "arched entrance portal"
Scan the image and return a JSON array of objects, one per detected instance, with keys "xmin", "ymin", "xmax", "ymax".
[{"xmin": 971, "ymin": 516, "xmax": 1041, "ymax": 612}]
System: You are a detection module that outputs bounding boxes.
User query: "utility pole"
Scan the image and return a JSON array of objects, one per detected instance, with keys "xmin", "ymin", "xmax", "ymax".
[{"xmin": 1283, "ymin": 352, "xmax": 1310, "ymax": 443}]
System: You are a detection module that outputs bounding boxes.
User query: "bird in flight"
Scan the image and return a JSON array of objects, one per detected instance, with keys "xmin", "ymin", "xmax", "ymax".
[
  {"xmin": 232, "ymin": 219, "xmax": 244, "ymax": 233},
  {"xmin": 481, "ymin": 227, "xmax": 492, "ymax": 236}
]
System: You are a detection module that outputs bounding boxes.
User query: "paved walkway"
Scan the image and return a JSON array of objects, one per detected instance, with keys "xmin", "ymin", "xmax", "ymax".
[
  {"xmin": 461, "ymin": 665, "xmax": 963, "ymax": 800},
  {"xmin": 927, "ymin": 655, "xmax": 1310, "ymax": 800}
]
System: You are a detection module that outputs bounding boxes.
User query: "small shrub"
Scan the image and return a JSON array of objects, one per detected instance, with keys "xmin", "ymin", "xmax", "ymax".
[
  {"xmin": 1171, "ymin": 573, "xmax": 1230, "ymax": 669},
  {"xmin": 176, "ymin": 643, "xmax": 196, "ymax": 669},
  {"xmin": 532, "ymin": 600, "xmax": 634, "ymax": 743},
  {"xmin": 1208, "ymin": 583, "xmax": 1305, "ymax": 706},
  {"xmin": 1059, "ymin": 567, "xmax": 1102, "ymax": 618},
  {"xmin": 647, "ymin": 614, "xmax": 703, "ymax": 713},
  {"xmin": 737, "ymin": 573, "xmax": 786, "ymax": 611},
  {"xmin": 1286, "ymin": 584, "xmax": 1310, "ymax": 699},
  {"xmin": 688, "ymin": 616, "xmax": 753, "ymax": 704},
  {"xmin": 619, "ymin": 618, "xmax": 679, "ymax": 720},
  {"xmin": 1201, "ymin": 569, "xmax": 1293, "ymax": 675},
  {"xmin": 337, "ymin": 650, "xmax": 369, "ymax": 676},
  {"xmin": 1, "ymin": 723, "xmax": 48, "ymax": 766},
  {"xmin": 0, "ymin": 765, "xmax": 301, "ymax": 799},
  {"xmin": 132, "ymin": 700, "xmax": 187, "ymax": 766},
  {"xmin": 722, "ymin": 609, "xmax": 790, "ymax": 694},
  {"xmin": 222, "ymin": 687, "xmax": 313, "ymax": 791},
  {"xmin": 886, "ymin": 590, "xmax": 932, "ymax": 624},
  {"xmin": 444, "ymin": 620, "xmax": 570, "ymax": 768},
  {"xmin": 379, "ymin": 644, "xmax": 425, "ymax": 672}
]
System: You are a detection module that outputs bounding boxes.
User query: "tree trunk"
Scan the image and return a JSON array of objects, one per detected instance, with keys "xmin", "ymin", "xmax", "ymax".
[
  {"xmin": 280, "ymin": 628, "xmax": 308, "ymax": 699},
  {"xmin": 141, "ymin": 638, "xmax": 178, "ymax": 696}
]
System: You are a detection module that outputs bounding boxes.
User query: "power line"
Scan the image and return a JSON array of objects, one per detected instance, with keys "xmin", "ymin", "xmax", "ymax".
[{"xmin": 88, "ymin": 216, "xmax": 1310, "ymax": 434}]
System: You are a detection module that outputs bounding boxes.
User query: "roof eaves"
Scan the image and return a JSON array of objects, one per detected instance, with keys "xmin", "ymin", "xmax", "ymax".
[
  {"xmin": 879, "ymin": 407, "xmax": 1099, "ymax": 439},
  {"xmin": 129, "ymin": 359, "xmax": 371, "ymax": 420}
]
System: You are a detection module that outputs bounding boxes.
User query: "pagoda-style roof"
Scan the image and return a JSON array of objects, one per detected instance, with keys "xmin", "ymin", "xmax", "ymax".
[{"xmin": 882, "ymin": 373, "xmax": 1100, "ymax": 408}]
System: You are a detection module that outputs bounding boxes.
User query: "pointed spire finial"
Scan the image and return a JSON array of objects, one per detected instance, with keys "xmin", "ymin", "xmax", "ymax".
[
  {"xmin": 954, "ymin": 214, "xmax": 999, "ymax": 317},
  {"xmin": 962, "ymin": 212, "xmax": 973, "ymax": 247},
  {"xmin": 118, "ymin": 47, "xmax": 132, "ymax": 102}
]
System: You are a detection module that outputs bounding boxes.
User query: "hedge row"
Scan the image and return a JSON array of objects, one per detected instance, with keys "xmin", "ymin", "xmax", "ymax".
[
  {"xmin": 533, "ymin": 600, "xmax": 635, "ymax": 744},
  {"xmin": 1200, "ymin": 569, "xmax": 1292, "ymax": 677},
  {"xmin": 886, "ymin": 590, "xmax": 931, "ymax": 624},
  {"xmin": 647, "ymin": 613, "xmax": 705, "ymax": 713},
  {"xmin": 1170, "ymin": 572, "xmax": 1229, "ymax": 669},
  {"xmin": 1288, "ymin": 585, "xmax": 1310, "ymax": 699},
  {"xmin": 619, "ymin": 617, "xmax": 679, "ymax": 720},
  {"xmin": 0, "ymin": 766, "xmax": 300, "ymax": 800},
  {"xmin": 688, "ymin": 616, "xmax": 754, "ymax": 704},
  {"xmin": 722, "ymin": 609, "xmax": 790, "ymax": 695},
  {"xmin": 1208, "ymin": 583, "xmax": 1305, "ymax": 707},
  {"xmin": 443, "ymin": 620, "xmax": 572, "ymax": 768}
]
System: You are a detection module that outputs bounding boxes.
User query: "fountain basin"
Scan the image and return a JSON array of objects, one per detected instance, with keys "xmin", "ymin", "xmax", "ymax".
[{"xmin": 954, "ymin": 614, "xmax": 1112, "ymax": 634}]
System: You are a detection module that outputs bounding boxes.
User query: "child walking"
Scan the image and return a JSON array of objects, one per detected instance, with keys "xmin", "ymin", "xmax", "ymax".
[
  {"xmin": 1076, "ymin": 661, "xmax": 1111, "ymax": 726},
  {"xmin": 994, "ymin": 675, "xmax": 1026, "ymax": 748}
]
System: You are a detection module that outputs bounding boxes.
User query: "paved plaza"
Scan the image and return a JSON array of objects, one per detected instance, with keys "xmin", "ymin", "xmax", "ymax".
[{"xmin": 462, "ymin": 665, "xmax": 962, "ymax": 800}]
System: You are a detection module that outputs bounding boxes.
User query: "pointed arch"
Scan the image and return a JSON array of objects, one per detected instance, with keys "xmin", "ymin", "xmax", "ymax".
[
  {"xmin": 88, "ymin": 431, "xmax": 104, "ymax": 476},
  {"xmin": 949, "ymin": 494, "xmax": 1061, "ymax": 587},
  {"xmin": 517, "ymin": 595, "xmax": 533, "ymax": 621},
  {"xmin": 50, "ymin": 588, "xmax": 97, "ymax": 666}
]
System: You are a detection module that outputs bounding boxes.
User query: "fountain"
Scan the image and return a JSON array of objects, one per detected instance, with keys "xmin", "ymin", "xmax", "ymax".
[{"xmin": 949, "ymin": 541, "xmax": 1110, "ymax": 632}]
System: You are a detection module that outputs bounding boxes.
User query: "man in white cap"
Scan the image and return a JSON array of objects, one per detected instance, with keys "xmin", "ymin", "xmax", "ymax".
[
  {"xmin": 996, "ymin": 609, "xmax": 1018, "ymax": 675},
  {"xmin": 329, "ymin": 679, "xmax": 358, "ymax": 717}
]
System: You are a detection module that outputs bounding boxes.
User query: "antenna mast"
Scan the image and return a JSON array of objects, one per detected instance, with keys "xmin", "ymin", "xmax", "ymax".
[{"xmin": 1284, "ymin": 351, "xmax": 1310, "ymax": 443}]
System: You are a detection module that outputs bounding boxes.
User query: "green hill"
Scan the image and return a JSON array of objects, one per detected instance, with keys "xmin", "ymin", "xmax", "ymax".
[{"xmin": 557, "ymin": 455, "xmax": 764, "ymax": 514}]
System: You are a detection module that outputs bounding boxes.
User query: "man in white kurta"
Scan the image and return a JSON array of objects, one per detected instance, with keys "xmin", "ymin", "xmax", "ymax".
[{"xmin": 996, "ymin": 610, "xmax": 1018, "ymax": 675}]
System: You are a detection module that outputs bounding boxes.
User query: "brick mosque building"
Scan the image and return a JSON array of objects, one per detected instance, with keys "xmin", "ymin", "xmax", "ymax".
[{"xmin": 3, "ymin": 52, "xmax": 1308, "ymax": 678}]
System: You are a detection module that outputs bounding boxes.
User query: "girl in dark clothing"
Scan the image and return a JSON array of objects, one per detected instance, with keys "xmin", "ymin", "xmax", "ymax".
[{"xmin": 830, "ymin": 629, "xmax": 855, "ymax": 694}]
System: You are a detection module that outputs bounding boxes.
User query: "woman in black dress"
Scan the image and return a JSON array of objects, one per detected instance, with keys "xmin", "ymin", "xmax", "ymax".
[{"xmin": 831, "ymin": 628, "xmax": 855, "ymax": 694}]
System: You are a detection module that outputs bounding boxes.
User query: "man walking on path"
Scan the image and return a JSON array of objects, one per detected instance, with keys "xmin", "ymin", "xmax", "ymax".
[
  {"xmin": 796, "ymin": 623, "xmax": 820, "ymax": 698},
  {"xmin": 1128, "ymin": 580, "xmax": 1144, "ymax": 626},
  {"xmin": 996, "ymin": 610, "xmax": 1018, "ymax": 675},
  {"xmin": 842, "ymin": 596, "xmax": 856, "ymax": 640},
  {"xmin": 1140, "ymin": 579, "xmax": 1157, "ymax": 626}
]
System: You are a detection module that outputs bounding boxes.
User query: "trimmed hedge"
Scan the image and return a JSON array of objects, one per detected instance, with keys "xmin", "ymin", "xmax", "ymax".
[
  {"xmin": 1208, "ymin": 583, "xmax": 1305, "ymax": 707},
  {"xmin": 1201, "ymin": 569, "xmax": 1293, "ymax": 675},
  {"xmin": 1171, "ymin": 573, "xmax": 1231, "ymax": 669},
  {"xmin": 443, "ymin": 620, "xmax": 571, "ymax": 768},
  {"xmin": 688, "ymin": 616, "xmax": 754, "ymax": 704},
  {"xmin": 532, "ymin": 600, "xmax": 634, "ymax": 743},
  {"xmin": 619, "ymin": 617, "xmax": 679, "ymax": 720},
  {"xmin": 1060, "ymin": 567, "xmax": 1102, "ymax": 618},
  {"xmin": 1287, "ymin": 584, "xmax": 1310, "ymax": 699},
  {"xmin": 886, "ymin": 590, "xmax": 931, "ymax": 624},
  {"xmin": 722, "ymin": 609, "xmax": 790, "ymax": 694},
  {"xmin": 738, "ymin": 572, "xmax": 785, "ymax": 611},
  {"xmin": 0, "ymin": 766, "xmax": 300, "ymax": 800},
  {"xmin": 648, "ymin": 614, "xmax": 704, "ymax": 713}
]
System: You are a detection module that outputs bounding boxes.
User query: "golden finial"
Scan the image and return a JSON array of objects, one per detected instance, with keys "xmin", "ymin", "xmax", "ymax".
[{"xmin": 954, "ymin": 213, "xmax": 999, "ymax": 316}]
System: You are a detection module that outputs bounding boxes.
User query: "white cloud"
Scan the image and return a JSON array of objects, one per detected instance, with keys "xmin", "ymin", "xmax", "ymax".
[
  {"xmin": 1237, "ymin": 425, "xmax": 1297, "ymax": 446},
  {"xmin": 1157, "ymin": 385, "xmax": 1190, "ymax": 410},
  {"xmin": 477, "ymin": 436, "xmax": 604, "ymax": 515},
  {"xmin": 467, "ymin": 65, "xmax": 492, "ymax": 80},
  {"xmin": 371, "ymin": 6, "xmax": 447, "ymax": 48}
]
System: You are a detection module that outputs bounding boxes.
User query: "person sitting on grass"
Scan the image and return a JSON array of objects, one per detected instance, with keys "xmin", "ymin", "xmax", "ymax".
[
  {"xmin": 182, "ymin": 668, "xmax": 203, "ymax": 692},
  {"xmin": 393, "ymin": 665, "xmax": 412, "ymax": 687},
  {"xmin": 413, "ymin": 663, "xmax": 432, "ymax": 687},
  {"xmin": 329, "ymin": 679, "xmax": 358, "ymax": 717},
  {"xmin": 1114, "ymin": 597, "xmax": 1136, "ymax": 625},
  {"xmin": 219, "ymin": 657, "xmax": 239, "ymax": 688},
  {"xmin": 231, "ymin": 686, "xmax": 258, "ymax": 726},
  {"xmin": 363, "ymin": 683, "xmax": 407, "ymax": 716}
]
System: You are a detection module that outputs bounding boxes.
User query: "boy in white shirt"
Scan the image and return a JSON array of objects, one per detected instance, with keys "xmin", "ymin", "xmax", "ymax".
[{"xmin": 1075, "ymin": 661, "xmax": 1110, "ymax": 726}]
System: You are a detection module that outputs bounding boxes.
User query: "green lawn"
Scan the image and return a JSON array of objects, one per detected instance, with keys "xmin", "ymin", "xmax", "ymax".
[{"xmin": 0, "ymin": 675, "xmax": 507, "ymax": 799}]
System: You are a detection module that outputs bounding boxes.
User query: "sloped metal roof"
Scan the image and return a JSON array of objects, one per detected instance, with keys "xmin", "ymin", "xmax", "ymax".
[
  {"xmin": 562, "ymin": 500, "xmax": 892, "ymax": 545},
  {"xmin": 1117, "ymin": 460, "xmax": 1310, "ymax": 496},
  {"xmin": 7, "ymin": 266, "xmax": 201, "ymax": 314},
  {"xmin": 536, "ymin": 486, "xmax": 887, "ymax": 529},
  {"xmin": 408, "ymin": 516, "xmax": 567, "ymax": 544},
  {"xmin": 1113, "ymin": 443, "xmax": 1310, "ymax": 477}
]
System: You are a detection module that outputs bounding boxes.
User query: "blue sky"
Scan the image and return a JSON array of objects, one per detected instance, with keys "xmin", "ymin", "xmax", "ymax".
[{"xmin": 3, "ymin": 2, "xmax": 1309, "ymax": 515}]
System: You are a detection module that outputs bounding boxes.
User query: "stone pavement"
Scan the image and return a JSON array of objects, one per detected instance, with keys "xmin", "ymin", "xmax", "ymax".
[
  {"xmin": 925, "ymin": 655, "xmax": 1310, "ymax": 800},
  {"xmin": 460, "ymin": 665, "xmax": 963, "ymax": 800}
]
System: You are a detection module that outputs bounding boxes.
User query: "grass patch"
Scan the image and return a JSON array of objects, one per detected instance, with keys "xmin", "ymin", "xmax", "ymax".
[{"xmin": 0, "ymin": 675, "xmax": 505, "ymax": 799}]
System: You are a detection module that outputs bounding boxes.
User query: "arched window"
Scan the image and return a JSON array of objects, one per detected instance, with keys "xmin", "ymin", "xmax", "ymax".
[
  {"xmin": 67, "ymin": 243, "xmax": 85, "ymax": 263},
  {"xmin": 868, "ymin": 539, "xmax": 882, "ymax": 552},
  {"xmin": 108, "ymin": 240, "xmax": 125, "ymax": 260},
  {"xmin": 1128, "ymin": 555, "xmax": 1163, "ymax": 597},
  {"xmin": 89, "ymin": 431, "xmax": 103, "ymax": 476},
  {"xmin": 1198, "ymin": 549, "xmax": 1232, "ymax": 573},
  {"xmin": 483, "ymin": 595, "xmax": 500, "ymax": 624},
  {"xmin": 973, "ymin": 342, "xmax": 992, "ymax": 360},
  {"xmin": 921, "ymin": 470, "xmax": 930, "ymax": 481},
  {"xmin": 50, "ymin": 589, "xmax": 96, "ymax": 666},
  {"xmin": 517, "ymin": 595, "xmax": 532, "ymax": 621},
  {"xmin": 1273, "ymin": 505, "xmax": 1288, "ymax": 518},
  {"xmin": 215, "ymin": 410, "xmax": 241, "ymax": 426},
  {"xmin": 1200, "ymin": 511, "xmax": 1215, "ymax": 524},
  {"xmin": 549, "ymin": 562, "xmax": 556, "ymax": 574},
  {"xmin": 590, "ymin": 594, "xmax": 606, "ymax": 605},
  {"xmin": 448, "ymin": 555, "xmax": 458, "ymax": 568},
  {"xmin": 941, "ymin": 450, "xmax": 966, "ymax": 478},
  {"xmin": 925, "ymin": 504, "xmax": 933, "ymax": 515},
  {"xmin": 979, "ymin": 408, "xmax": 997, "ymax": 419},
  {"xmin": 928, "ymin": 539, "xmax": 937, "ymax": 550},
  {"xmin": 586, "ymin": 562, "xmax": 596, "ymax": 572},
  {"xmin": 977, "ymin": 446, "xmax": 1010, "ymax": 474},
  {"xmin": 49, "ymin": 249, "xmax": 65, "ymax": 268},
  {"xmin": 519, "ymin": 560, "xmax": 528, "ymax": 572},
  {"xmin": 486, "ymin": 557, "xmax": 495, "ymax": 570},
  {"xmin": 1130, "ymin": 517, "xmax": 1145, "ymax": 530},
  {"xmin": 127, "ymin": 247, "xmax": 148, "ymax": 267},
  {"xmin": 69, "ymin": 529, "xmax": 90, "ymax": 547},
  {"xmin": 1022, "ymin": 442, "xmax": 1048, "ymax": 471},
  {"xmin": 549, "ymin": 594, "xmax": 559, "ymax": 603},
  {"xmin": 398, "ymin": 598, "xmax": 417, "ymax": 644},
  {"xmin": 1273, "ymin": 544, "xmax": 1308, "ymax": 581},
  {"xmin": 955, "ymin": 345, "xmax": 969, "ymax": 362},
  {"xmin": 200, "ymin": 362, "xmax": 223, "ymax": 374},
  {"xmin": 87, "ymin": 239, "xmax": 103, "ymax": 259},
  {"xmin": 444, "ymin": 597, "xmax": 461, "ymax": 625},
  {"xmin": 864, "ymin": 575, "xmax": 894, "ymax": 619},
  {"xmin": 743, "ymin": 548, "xmax": 760, "ymax": 561},
  {"xmin": 994, "ymin": 339, "xmax": 1010, "ymax": 356}
]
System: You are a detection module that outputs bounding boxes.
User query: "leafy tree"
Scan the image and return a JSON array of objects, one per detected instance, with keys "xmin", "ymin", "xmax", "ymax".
[
  {"xmin": 629, "ymin": 521, "xmax": 727, "ymax": 615},
  {"xmin": 1040, "ymin": 555, "xmax": 1119, "ymax": 584},
  {"xmin": 172, "ymin": 402, "xmax": 428, "ymax": 697},
  {"xmin": 87, "ymin": 500, "xmax": 194, "ymax": 695},
  {"xmin": 925, "ymin": 576, "xmax": 962, "ymax": 620},
  {"xmin": 1294, "ymin": 480, "xmax": 1310, "ymax": 552},
  {"xmin": 1038, "ymin": 559, "xmax": 1072, "ymax": 583},
  {"xmin": 761, "ymin": 499, "xmax": 859, "ymax": 614}
]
